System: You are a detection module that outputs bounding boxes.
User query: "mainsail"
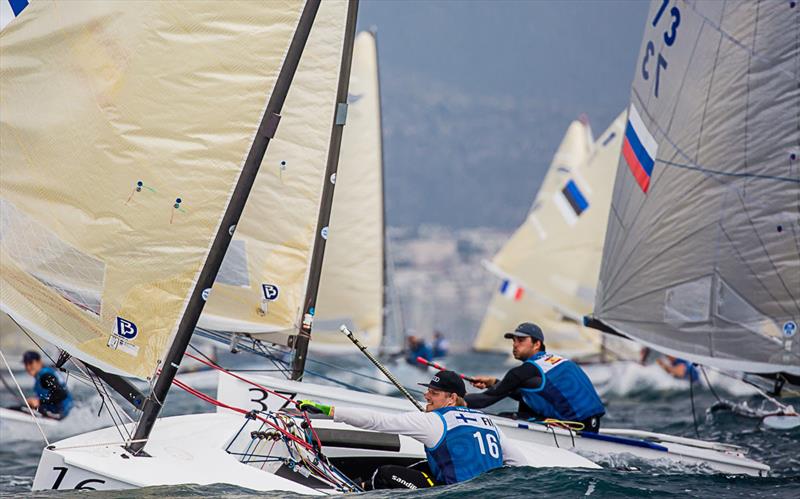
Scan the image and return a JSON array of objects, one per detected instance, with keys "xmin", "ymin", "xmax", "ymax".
[
  {"xmin": 313, "ymin": 30, "xmax": 386, "ymax": 350},
  {"xmin": 475, "ymin": 117, "xmax": 597, "ymax": 355},
  {"xmin": 0, "ymin": 0, "xmax": 308, "ymax": 380},
  {"xmin": 590, "ymin": 0, "xmax": 800, "ymax": 375},
  {"xmin": 198, "ymin": 0, "xmax": 351, "ymax": 348}
]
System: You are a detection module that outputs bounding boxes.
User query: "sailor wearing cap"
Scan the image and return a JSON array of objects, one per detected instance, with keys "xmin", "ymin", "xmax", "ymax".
[
  {"xmin": 298, "ymin": 370, "xmax": 527, "ymax": 489},
  {"xmin": 465, "ymin": 322, "xmax": 605, "ymax": 432},
  {"xmin": 21, "ymin": 351, "xmax": 73, "ymax": 419}
]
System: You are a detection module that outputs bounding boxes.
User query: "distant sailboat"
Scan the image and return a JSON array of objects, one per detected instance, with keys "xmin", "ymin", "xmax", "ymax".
[
  {"xmin": 586, "ymin": 0, "xmax": 800, "ymax": 385},
  {"xmin": 312, "ymin": 30, "xmax": 390, "ymax": 353},
  {"xmin": 475, "ymin": 114, "xmax": 638, "ymax": 362}
]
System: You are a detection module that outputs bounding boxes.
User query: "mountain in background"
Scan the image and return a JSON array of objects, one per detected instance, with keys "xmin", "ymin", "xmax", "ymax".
[{"xmin": 356, "ymin": 0, "xmax": 649, "ymax": 229}]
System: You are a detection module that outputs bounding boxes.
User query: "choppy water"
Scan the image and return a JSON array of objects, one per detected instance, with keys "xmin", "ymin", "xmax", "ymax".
[{"xmin": 2, "ymin": 352, "xmax": 798, "ymax": 498}]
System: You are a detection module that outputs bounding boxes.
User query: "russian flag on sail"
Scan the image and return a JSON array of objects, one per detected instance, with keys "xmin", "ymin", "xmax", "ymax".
[
  {"xmin": 1, "ymin": 0, "xmax": 28, "ymax": 30},
  {"xmin": 622, "ymin": 104, "xmax": 658, "ymax": 193},
  {"xmin": 499, "ymin": 279, "xmax": 524, "ymax": 301},
  {"xmin": 553, "ymin": 179, "xmax": 589, "ymax": 226}
]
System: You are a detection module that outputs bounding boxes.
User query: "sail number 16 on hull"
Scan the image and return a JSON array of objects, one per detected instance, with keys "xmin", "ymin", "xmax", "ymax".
[{"xmin": 641, "ymin": 0, "xmax": 680, "ymax": 98}]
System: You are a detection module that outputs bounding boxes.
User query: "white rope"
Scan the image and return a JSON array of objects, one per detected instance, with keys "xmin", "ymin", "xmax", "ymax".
[
  {"xmin": 48, "ymin": 438, "xmax": 146, "ymax": 452},
  {"xmin": 708, "ymin": 367, "xmax": 796, "ymax": 414},
  {"xmin": 0, "ymin": 348, "xmax": 50, "ymax": 446}
]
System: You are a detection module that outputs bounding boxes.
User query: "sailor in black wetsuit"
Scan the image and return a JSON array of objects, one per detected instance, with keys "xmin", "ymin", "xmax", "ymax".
[{"xmin": 465, "ymin": 323, "xmax": 605, "ymax": 432}]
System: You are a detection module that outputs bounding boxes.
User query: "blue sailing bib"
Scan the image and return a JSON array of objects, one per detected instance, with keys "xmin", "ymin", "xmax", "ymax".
[
  {"xmin": 520, "ymin": 352, "xmax": 604, "ymax": 422},
  {"xmin": 425, "ymin": 406, "xmax": 503, "ymax": 484}
]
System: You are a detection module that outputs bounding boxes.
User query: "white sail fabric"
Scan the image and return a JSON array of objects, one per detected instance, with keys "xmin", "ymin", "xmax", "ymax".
[
  {"xmin": 312, "ymin": 31, "xmax": 385, "ymax": 350},
  {"xmin": 198, "ymin": 0, "xmax": 349, "ymax": 347},
  {"xmin": 474, "ymin": 118, "xmax": 596, "ymax": 354},
  {"xmin": 594, "ymin": 1, "xmax": 800, "ymax": 375},
  {"xmin": 0, "ymin": 0, "xmax": 306, "ymax": 379}
]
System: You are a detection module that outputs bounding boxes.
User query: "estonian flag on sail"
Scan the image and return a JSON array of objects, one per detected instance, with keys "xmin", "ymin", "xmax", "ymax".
[
  {"xmin": 1, "ymin": 0, "xmax": 28, "ymax": 30},
  {"xmin": 499, "ymin": 279, "xmax": 524, "ymax": 301},
  {"xmin": 553, "ymin": 179, "xmax": 589, "ymax": 226},
  {"xmin": 622, "ymin": 104, "xmax": 658, "ymax": 193}
]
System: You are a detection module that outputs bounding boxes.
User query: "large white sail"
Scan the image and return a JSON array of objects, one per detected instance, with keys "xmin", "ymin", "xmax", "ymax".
[
  {"xmin": 312, "ymin": 31, "xmax": 385, "ymax": 350},
  {"xmin": 474, "ymin": 118, "xmax": 594, "ymax": 354},
  {"xmin": 0, "ymin": 0, "xmax": 306, "ymax": 379},
  {"xmin": 198, "ymin": 0, "xmax": 350, "ymax": 347},
  {"xmin": 592, "ymin": 1, "xmax": 800, "ymax": 375}
]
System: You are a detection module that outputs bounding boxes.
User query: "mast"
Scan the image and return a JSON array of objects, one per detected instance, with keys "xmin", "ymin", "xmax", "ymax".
[
  {"xmin": 372, "ymin": 27, "xmax": 390, "ymax": 353},
  {"xmin": 290, "ymin": 0, "xmax": 360, "ymax": 380},
  {"xmin": 128, "ymin": 0, "xmax": 322, "ymax": 455}
]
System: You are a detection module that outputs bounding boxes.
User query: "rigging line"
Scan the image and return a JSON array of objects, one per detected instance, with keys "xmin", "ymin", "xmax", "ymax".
[
  {"xmin": 187, "ymin": 342, "xmax": 218, "ymax": 366},
  {"xmin": 67, "ymin": 357, "xmax": 134, "ymax": 425},
  {"xmin": 303, "ymin": 355, "xmax": 425, "ymax": 395},
  {"xmin": 183, "ymin": 352, "xmax": 295, "ymax": 403},
  {"xmin": 600, "ymin": 217, "xmax": 719, "ymax": 310},
  {"xmin": 252, "ymin": 340, "xmax": 292, "ymax": 377},
  {"xmin": 0, "ymin": 369, "xmax": 24, "ymax": 403},
  {"xmin": 685, "ymin": 0, "xmax": 797, "ymax": 81},
  {"xmin": 714, "ymin": 369, "xmax": 795, "ymax": 410},
  {"xmin": 69, "ymin": 357, "xmax": 133, "ymax": 430},
  {"xmin": 719, "ymin": 222, "xmax": 800, "ymax": 317},
  {"xmin": 0, "ymin": 348, "xmax": 50, "ymax": 446},
  {"xmin": 11, "ymin": 320, "xmax": 106, "ymax": 391},
  {"xmin": 657, "ymin": 159, "xmax": 800, "ymax": 184},
  {"xmin": 700, "ymin": 366, "xmax": 723, "ymax": 404},
  {"xmin": 688, "ymin": 369, "xmax": 701, "ymax": 438},
  {"xmin": 170, "ymin": 377, "xmax": 314, "ymax": 450},
  {"xmin": 96, "ymin": 373, "xmax": 134, "ymax": 436},
  {"xmin": 83, "ymin": 366, "xmax": 129, "ymax": 442},
  {"xmin": 12, "ymin": 317, "xmax": 57, "ymax": 364}
]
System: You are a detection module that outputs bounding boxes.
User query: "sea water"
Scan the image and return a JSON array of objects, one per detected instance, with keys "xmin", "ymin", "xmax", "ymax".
[{"xmin": 1, "ymin": 352, "xmax": 798, "ymax": 498}]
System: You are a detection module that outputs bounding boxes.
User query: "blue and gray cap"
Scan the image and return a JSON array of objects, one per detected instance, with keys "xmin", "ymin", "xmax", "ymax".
[{"xmin": 503, "ymin": 322, "xmax": 545, "ymax": 342}]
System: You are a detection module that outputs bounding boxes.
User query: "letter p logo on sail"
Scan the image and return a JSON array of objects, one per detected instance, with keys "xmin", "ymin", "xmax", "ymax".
[
  {"xmin": 622, "ymin": 104, "xmax": 658, "ymax": 193},
  {"xmin": 114, "ymin": 317, "xmax": 138, "ymax": 340}
]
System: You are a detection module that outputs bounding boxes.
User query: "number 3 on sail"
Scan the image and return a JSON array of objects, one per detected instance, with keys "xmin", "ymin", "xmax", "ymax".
[{"xmin": 641, "ymin": 0, "xmax": 680, "ymax": 97}]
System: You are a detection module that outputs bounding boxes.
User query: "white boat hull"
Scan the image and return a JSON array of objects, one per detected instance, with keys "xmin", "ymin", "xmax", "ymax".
[
  {"xmin": 0, "ymin": 407, "xmax": 61, "ymax": 442},
  {"xmin": 217, "ymin": 373, "xmax": 770, "ymax": 477},
  {"xmin": 32, "ymin": 407, "xmax": 596, "ymax": 493}
]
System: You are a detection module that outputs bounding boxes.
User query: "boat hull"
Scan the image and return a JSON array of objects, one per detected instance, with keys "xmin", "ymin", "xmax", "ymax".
[
  {"xmin": 217, "ymin": 373, "xmax": 770, "ymax": 477},
  {"xmin": 32, "ymin": 407, "xmax": 596, "ymax": 493}
]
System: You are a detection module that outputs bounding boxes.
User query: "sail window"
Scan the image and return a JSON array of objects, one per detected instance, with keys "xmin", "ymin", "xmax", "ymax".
[
  {"xmin": 715, "ymin": 278, "xmax": 776, "ymax": 339},
  {"xmin": 663, "ymin": 276, "xmax": 712, "ymax": 324},
  {"xmin": 216, "ymin": 239, "xmax": 250, "ymax": 287},
  {"xmin": 0, "ymin": 199, "xmax": 104, "ymax": 316}
]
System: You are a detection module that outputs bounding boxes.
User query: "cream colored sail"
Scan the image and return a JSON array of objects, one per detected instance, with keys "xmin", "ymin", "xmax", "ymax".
[
  {"xmin": 311, "ymin": 31, "xmax": 385, "ymax": 350},
  {"xmin": 473, "ymin": 119, "xmax": 592, "ymax": 353},
  {"xmin": 475, "ymin": 115, "xmax": 630, "ymax": 357},
  {"xmin": 198, "ymin": 0, "xmax": 350, "ymax": 347},
  {"xmin": 494, "ymin": 113, "xmax": 624, "ymax": 320},
  {"xmin": 0, "ymin": 0, "xmax": 306, "ymax": 379},
  {"xmin": 475, "ymin": 288, "xmax": 600, "ymax": 357}
]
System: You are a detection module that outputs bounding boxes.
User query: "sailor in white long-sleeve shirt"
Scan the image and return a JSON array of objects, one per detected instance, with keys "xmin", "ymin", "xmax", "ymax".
[{"xmin": 299, "ymin": 370, "xmax": 528, "ymax": 489}]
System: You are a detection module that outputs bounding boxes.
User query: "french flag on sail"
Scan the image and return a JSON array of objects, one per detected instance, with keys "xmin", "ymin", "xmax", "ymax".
[
  {"xmin": 622, "ymin": 104, "xmax": 658, "ymax": 193},
  {"xmin": 1, "ymin": 0, "xmax": 28, "ymax": 31},
  {"xmin": 553, "ymin": 179, "xmax": 589, "ymax": 226},
  {"xmin": 499, "ymin": 279, "xmax": 524, "ymax": 301}
]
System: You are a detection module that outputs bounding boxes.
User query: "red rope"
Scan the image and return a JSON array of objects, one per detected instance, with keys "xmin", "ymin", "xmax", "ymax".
[
  {"xmin": 184, "ymin": 352, "xmax": 297, "ymax": 404},
  {"xmin": 170, "ymin": 377, "xmax": 313, "ymax": 450}
]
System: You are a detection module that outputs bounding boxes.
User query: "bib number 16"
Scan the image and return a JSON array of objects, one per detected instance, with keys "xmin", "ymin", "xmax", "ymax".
[{"xmin": 472, "ymin": 431, "xmax": 500, "ymax": 459}]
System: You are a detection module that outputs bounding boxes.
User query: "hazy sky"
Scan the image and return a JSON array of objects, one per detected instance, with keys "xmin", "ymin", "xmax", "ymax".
[
  {"xmin": 356, "ymin": 0, "xmax": 649, "ymax": 132},
  {"xmin": 353, "ymin": 0, "xmax": 652, "ymax": 229}
]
